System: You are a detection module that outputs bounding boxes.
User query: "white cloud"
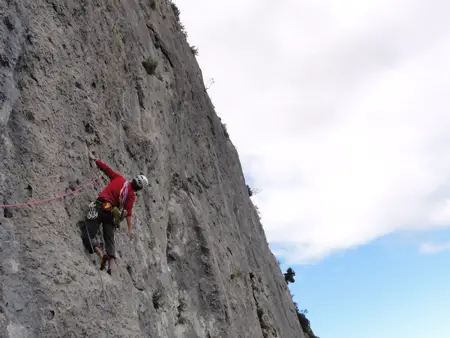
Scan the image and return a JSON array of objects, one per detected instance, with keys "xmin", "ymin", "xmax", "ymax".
[
  {"xmin": 174, "ymin": 0, "xmax": 450, "ymax": 264},
  {"xmin": 419, "ymin": 242, "xmax": 450, "ymax": 254}
]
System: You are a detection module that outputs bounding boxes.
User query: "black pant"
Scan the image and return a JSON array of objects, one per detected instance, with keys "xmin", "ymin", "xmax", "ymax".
[{"xmin": 81, "ymin": 207, "xmax": 116, "ymax": 258}]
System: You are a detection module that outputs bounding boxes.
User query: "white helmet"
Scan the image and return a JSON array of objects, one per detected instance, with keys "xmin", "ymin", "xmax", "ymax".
[{"xmin": 133, "ymin": 175, "xmax": 149, "ymax": 190}]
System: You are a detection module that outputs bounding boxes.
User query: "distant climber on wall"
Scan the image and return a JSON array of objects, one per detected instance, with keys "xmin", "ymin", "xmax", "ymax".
[{"xmin": 81, "ymin": 151, "xmax": 148, "ymax": 275}]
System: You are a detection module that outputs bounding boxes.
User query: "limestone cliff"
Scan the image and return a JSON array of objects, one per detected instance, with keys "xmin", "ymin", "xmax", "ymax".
[{"xmin": 0, "ymin": 1, "xmax": 305, "ymax": 337}]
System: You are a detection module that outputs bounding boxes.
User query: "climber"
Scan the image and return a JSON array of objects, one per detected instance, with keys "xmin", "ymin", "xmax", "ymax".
[{"xmin": 81, "ymin": 151, "xmax": 148, "ymax": 275}]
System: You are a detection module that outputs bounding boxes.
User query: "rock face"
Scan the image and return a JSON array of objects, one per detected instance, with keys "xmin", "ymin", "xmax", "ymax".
[{"xmin": 0, "ymin": 1, "xmax": 304, "ymax": 337}]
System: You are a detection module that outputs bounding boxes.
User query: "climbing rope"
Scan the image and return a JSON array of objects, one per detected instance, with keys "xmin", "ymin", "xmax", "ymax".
[
  {"xmin": 0, "ymin": 175, "xmax": 102, "ymax": 208},
  {"xmin": 0, "ymin": 174, "xmax": 110, "ymax": 336},
  {"xmin": 84, "ymin": 221, "xmax": 111, "ymax": 338}
]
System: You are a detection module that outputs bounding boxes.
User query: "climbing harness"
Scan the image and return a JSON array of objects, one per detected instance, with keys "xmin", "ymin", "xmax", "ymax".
[{"xmin": 0, "ymin": 175, "xmax": 102, "ymax": 208}]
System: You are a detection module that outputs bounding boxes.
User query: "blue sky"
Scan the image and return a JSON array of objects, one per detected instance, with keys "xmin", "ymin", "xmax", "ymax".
[
  {"xmin": 279, "ymin": 228, "xmax": 450, "ymax": 338},
  {"xmin": 173, "ymin": 0, "xmax": 450, "ymax": 336}
]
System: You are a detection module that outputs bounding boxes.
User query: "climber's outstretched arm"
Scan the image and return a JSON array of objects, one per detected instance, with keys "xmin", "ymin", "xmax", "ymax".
[
  {"xmin": 88, "ymin": 151, "xmax": 119, "ymax": 179},
  {"xmin": 95, "ymin": 160, "xmax": 119, "ymax": 180}
]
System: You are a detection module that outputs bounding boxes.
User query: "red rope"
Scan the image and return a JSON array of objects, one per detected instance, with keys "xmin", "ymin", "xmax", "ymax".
[{"xmin": 0, "ymin": 175, "xmax": 103, "ymax": 208}]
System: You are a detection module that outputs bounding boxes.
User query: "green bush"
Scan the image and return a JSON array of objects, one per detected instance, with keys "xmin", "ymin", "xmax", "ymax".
[
  {"xmin": 293, "ymin": 302, "xmax": 319, "ymax": 338},
  {"xmin": 222, "ymin": 123, "xmax": 229, "ymax": 138},
  {"xmin": 170, "ymin": 1, "xmax": 189, "ymax": 38},
  {"xmin": 142, "ymin": 57, "xmax": 158, "ymax": 75},
  {"xmin": 284, "ymin": 267, "xmax": 296, "ymax": 284},
  {"xmin": 247, "ymin": 185, "xmax": 253, "ymax": 197},
  {"xmin": 190, "ymin": 45, "xmax": 198, "ymax": 56},
  {"xmin": 170, "ymin": 2, "xmax": 180, "ymax": 22}
]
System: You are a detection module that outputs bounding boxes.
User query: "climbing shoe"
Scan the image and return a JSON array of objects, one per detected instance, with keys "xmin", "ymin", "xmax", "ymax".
[{"xmin": 100, "ymin": 254, "xmax": 109, "ymax": 271}]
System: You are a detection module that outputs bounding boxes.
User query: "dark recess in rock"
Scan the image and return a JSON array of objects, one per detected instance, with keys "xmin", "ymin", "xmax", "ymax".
[
  {"xmin": 4, "ymin": 208, "xmax": 13, "ymax": 219},
  {"xmin": 46, "ymin": 310, "xmax": 55, "ymax": 320},
  {"xmin": 126, "ymin": 264, "xmax": 133, "ymax": 277},
  {"xmin": 25, "ymin": 184, "xmax": 33, "ymax": 198},
  {"xmin": 4, "ymin": 16, "xmax": 14, "ymax": 30},
  {"xmin": 84, "ymin": 122, "xmax": 95, "ymax": 134},
  {"xmin": 152, "ymin": 290, "xmax": 163, "ymax": 310}
]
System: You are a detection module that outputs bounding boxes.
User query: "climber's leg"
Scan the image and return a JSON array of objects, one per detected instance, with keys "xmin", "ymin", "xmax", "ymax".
[
  {"xmin": 107, "ymin": 256, "xmax": 115, "ymax": 275},
  {"xmin": 81, "ymin": 218, "xmax": 101, "ymax": 254},
  {"xmin": 101, "ymin": 210, "xmax": 116, "ymax": 273},
  {"xmin": 95, "ymin": 246, "xmax": 104, "ymax": 259}
]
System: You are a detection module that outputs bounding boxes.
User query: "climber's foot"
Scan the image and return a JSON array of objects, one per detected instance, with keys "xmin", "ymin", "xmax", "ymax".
[{"xmin": 100, "ymin": 254, "xmax": 109, "ymax": 271}]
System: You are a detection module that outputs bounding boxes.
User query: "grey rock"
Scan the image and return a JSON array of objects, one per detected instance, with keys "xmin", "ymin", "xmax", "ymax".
[{"xmin": 0, "ymin": 1, "xmax": 305, "ymax": 338}]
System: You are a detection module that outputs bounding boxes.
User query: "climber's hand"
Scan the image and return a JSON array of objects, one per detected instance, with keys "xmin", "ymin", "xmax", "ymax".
[
  {"xmin": 88, "ymin": 151, "xmax": 97, "ymax": 162},
  {"xmin": 128, "ymin": 230, "xmax": 135, "ymax": 241}
]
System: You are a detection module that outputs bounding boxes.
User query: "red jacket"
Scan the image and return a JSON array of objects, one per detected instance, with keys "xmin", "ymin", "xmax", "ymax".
[{"xmin": 96, "ymin": 160, "xmax": 136, "ymax": 216}]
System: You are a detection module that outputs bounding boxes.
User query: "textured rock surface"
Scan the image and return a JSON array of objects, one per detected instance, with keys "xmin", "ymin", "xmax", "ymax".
[{"xmin": 0, "ymin": 1, "xmax": 304, "ymax": 337}]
